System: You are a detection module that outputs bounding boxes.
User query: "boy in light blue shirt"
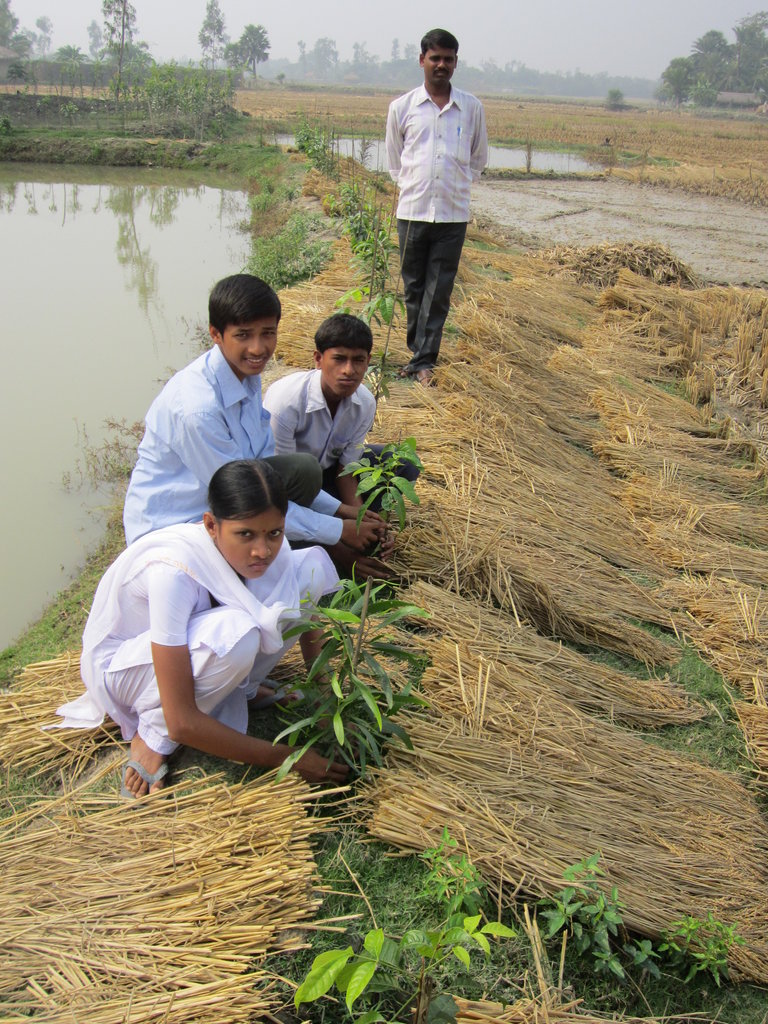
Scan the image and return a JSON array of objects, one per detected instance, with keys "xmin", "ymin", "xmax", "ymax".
[{"xmin": 124, "ymin": 276, "xmax": 385, "ymax": 555}]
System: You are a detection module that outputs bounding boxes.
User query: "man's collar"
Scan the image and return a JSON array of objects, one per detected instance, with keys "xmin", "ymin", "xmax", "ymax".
[{"xmin": 416, "ymin": 82, "xmax": 459, "ymax": 108}]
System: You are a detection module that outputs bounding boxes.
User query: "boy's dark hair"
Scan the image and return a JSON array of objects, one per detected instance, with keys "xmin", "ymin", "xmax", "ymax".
[
  {"xmin": 314, "ymin": 313, "xmax": 373, "ymax": 354},
  {"xmin": 420, "ymin": 28, "xmax": 459, "ymax": 55},
  {"xmin": 209, "ymin": 274, "xmax": 281, "ymax": 332}
]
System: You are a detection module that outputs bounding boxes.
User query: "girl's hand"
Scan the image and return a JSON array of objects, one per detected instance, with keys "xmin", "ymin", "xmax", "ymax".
[{"xmin": 293, "ymin": 748, "xmax": 349, "ymax": 783}]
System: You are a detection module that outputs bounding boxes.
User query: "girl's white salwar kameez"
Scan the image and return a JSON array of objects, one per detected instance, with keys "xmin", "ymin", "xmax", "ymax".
[{"xmin": 55, "ymin": 523, "xmax": 338, "ymax": 754}]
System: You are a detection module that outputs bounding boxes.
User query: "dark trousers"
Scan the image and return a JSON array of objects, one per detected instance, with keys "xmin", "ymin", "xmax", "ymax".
[
  {"xmin": 322, "ymin": 444, "xmax": 420, "ymax": 511},
  {"xmin": 265, "ymin": 453, "xmax": 322, "ymax": 508},
  {"xmin": 397, "ymin": 219, "xmax": 467, "ymax": 373}
]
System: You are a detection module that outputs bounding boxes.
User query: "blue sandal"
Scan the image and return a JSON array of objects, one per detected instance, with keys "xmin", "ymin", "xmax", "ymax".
[{"xmin": 120, "ymin": 759, "xmax": 169, "ymax": 798}]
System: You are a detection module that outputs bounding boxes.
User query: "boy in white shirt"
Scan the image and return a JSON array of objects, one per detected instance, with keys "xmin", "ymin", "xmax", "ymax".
[{"xmin": 265, "ymin": 314, "xmax": 417, "ymax": 576}]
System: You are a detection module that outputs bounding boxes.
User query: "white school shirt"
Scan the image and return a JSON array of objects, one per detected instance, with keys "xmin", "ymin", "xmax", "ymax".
[
  {"xmin": 264, "ymin": 370, "xmax": 376, "ymax": 469},
  {"xmin": 123, "ymin": 346, "xmax": 343, "ymax": 546},
  {"xmin": 386, "ymin": 83, "xmax": 488, "ymax": 223}
]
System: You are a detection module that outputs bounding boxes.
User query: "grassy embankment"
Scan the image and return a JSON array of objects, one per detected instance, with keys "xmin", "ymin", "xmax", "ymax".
[{"xmin": 3, "ymin": 87, "xmax": 768, "ymax": 1023}]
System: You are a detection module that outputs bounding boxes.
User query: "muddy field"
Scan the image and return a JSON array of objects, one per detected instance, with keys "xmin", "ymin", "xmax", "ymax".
[{"xmin": 472, "ymin": 177, "xmax": 768, "ymax": 287}]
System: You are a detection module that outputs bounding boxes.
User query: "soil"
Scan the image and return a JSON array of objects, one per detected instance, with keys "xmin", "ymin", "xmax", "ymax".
[{"xmin": 471, "ymin": 177, "xmax": 768, "ymax": 288}]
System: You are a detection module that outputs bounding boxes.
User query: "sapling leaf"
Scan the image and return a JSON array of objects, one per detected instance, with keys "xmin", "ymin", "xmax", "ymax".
[
  {"xmin": 392, "ymin": 476, "xmax": 419, "ymax": 504},
  {"xmin": 274, "ymin": 739, "xmax": 316, "ymax": 782},
  {"xmin": 355, "ymin": 680, "xmax": 384, "ymax": 729},
  {"xmin": 425, "ymin": 993, "xmax": 459, "ymax": 1024},
  {"xmin": 273, "ymin": 717, "xmax": 320, "ymax": 743},
  {"xmin": 322, "ymin": 608, "xmax": 363, "ymax": 624},
  {"xmin": 355, "ymin": 1011, "xmax": 386, "ymax": 1024},
  {"xmin": 364, "ymin": 928, "xmax": 385, "ymax": 958},
  {"xmin": 345, "ymin": 960, "xmax": 378, "ymax": 1010},
  {"xmin": 452, "ymin": 945, "xmax": 471, "ymax": 968},
  {"xmin": 294, "ymin": 947, "xmax": 354, "ymax": 1007},
  {"xmin": 481, "ymin": 921, "xmax": 517, "ymax": 938},
  {"xmin": 332, "ymin": 710, "xmax": 345, "ymax": 746}
]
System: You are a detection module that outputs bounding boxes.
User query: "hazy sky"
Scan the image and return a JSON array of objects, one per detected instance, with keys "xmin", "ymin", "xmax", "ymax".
[{"xmin": 10, "ymin": 0, "xmax": 761, "ymax": 79}]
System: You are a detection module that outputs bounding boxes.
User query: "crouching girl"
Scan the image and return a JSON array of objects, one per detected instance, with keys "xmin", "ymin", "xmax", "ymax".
[{"xmin": 56, "ymin": 459, "xmax": 348, "ymax": 796}]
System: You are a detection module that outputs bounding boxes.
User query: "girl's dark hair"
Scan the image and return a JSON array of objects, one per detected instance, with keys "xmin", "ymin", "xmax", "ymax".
[
  {"xmin": 209, "ymin": 274, "xmax": 281, "ymax": 333},
  {"xmin": 208, "ymin": 460, "xmax": 288, "ymax": 520}
]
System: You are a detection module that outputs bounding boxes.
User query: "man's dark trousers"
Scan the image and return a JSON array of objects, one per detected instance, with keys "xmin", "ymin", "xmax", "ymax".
[{"xmin": 397, "ymin": 219, "xmax": 467, "ymax": 374}]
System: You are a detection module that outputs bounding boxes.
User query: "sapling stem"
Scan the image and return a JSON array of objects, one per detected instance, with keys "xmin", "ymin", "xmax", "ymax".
[{"xmin": 351, "ymin": 577, "xmax": 373, "ymax": 671}]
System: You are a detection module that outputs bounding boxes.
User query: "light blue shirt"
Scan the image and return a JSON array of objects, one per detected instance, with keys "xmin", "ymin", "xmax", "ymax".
[{"xmin": 123, "ymin": 346, "xmax": 342, "ymax": 545}]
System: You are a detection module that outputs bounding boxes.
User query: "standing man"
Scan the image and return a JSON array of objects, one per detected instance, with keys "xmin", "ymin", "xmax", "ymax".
[{"xmin": 386, "ymin": 28, "xmax": 487, "ymax": 386}]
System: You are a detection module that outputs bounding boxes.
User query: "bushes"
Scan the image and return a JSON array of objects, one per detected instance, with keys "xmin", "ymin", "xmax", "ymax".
[{"xmin": 247, "ymin": 211, "xmax": 332, "ymax": 290}]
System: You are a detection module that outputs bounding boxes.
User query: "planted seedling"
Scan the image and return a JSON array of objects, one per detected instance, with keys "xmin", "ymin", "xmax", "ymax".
[
  {"xmin": 275, "ymin": 577, "xmax": 428, "ymax": 779},
  {"xmin": 341, "ymin": 438, "xmax": 423, "ymax": 531},
  {"xmin": 293, "ymin": 831, "xmax": 516, "ymax": 1023}
]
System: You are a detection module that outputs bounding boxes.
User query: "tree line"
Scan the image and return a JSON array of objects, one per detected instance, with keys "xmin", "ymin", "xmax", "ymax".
[
  {"xmin": 660, "ymin": 12, "xmax": 768, "ymax": 105},
  {"xmin": 2, "ymin": 0, "xmax": 657, "ymax": 101}
]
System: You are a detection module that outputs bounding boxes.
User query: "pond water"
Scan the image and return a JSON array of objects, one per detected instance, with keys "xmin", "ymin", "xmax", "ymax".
[
  {"xmin": 0, "ymin": 165, "xmax": 251, "ymax": 649},
  {"xmin": 276, "ymin": 134, "xmax": 594, "ymax": 174}
]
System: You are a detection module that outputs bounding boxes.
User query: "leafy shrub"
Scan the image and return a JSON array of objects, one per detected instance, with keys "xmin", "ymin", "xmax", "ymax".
[{"xmin": 247, "ymin": 212, "xmax": 331, "ymax": 290}]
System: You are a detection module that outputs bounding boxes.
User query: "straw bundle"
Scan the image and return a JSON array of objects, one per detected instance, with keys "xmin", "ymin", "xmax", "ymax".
[
  {"xmin": 593, "ymin": 437, "xmax": 765, "ymax": 501},
  {"xmin": 535, "ymin": 241, "xmax": 702, "ymax": 290},
  {"xmin": 401, "ymin": 581, "xmax": 701, "ymax": 728},
  {"xmin": 399, "ymin": 480, "xmax": 674, "ymax": 666},
  {"xmin": 453, "ymin": 997, "xmax": 700, "ymax": 1024},
  {"xmin": 621, "ymin": 476, "xmax": 768, "ymax": 549},
  {"xmin": 358, "ymin": 647, "xmax": 768, "ymax": 983},
  {"xmin": 0, "ymin": 653, "xmax": 119, "ymax": 779},
  {"xmin": 660, "ymin": 575, "xmax": 767, "ymax": 697},
  {"xmin": 1, "ymin": 772, "xmax": 327, "ymax": 1020},
  {"xmin": 635, "ymin": 518, "xmax": 768, "ymax": 588}
]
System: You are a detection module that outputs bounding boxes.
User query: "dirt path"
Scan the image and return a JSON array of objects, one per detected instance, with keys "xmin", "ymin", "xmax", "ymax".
[{"xmin": 472, "ymin": 177, "xmax": 768, "ymax": 288}]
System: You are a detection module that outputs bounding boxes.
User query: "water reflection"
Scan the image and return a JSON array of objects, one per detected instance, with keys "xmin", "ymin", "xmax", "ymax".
[
  {"xmin": 0, "ymin": 165, "xmax": 250, "ymax": 648},
  {"xmin": 274, "ymin": 134, "xmax": 595, "ymax": 174}
]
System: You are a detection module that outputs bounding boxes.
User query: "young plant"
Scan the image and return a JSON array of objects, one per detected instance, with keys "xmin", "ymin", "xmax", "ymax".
[
  {"xmin": 293, "ymin": 832, "xmax": 516, "ymax": 1023},
  {"xmin": 659, "ymin": 912, "xmax": 745, "ymax": 987},
  {"xmin": 538, "ymin": 852, "xmax": 627, "ymax": 980},
  {"xmin": 341, "ymin": 438, "xmax": 423, "ymax": 531},
  {"xmin": 275, "ymin": 578, "xmax": 428, "ymax": 778}
]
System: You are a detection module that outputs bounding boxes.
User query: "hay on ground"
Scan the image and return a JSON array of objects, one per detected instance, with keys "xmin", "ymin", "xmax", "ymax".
[
  {"xmin": 358, "ymin": 646, "xmax": 768, "ymax": 984},
  {"xmin": 1, "ymin": 773, "xmax": 327, "ymax": 1021}
]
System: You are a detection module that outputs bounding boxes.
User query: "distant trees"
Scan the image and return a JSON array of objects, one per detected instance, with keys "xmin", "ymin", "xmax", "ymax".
[
  {"xmin": 310, "ymin": 37, "xmax": 338, "ymax": 76},
  {"xmin": 605, "ymin": 88, "xmax": 624, "ymax": 110},
  {"xmin": 102, "ymin": 0, "xmax": 137, "ymax": 101},
  {"xmin": 661, "ymin": 11, "xmax": 768, "ymax": 104},
  {"xmin": 225, "ymin": 24, "xmax": 269, "ymax": 76},
  {"xmin": 199, "ymin": 0, "xmax": 227, "ymax": 69},
  {"xmin": 87, "ymin": 20, "xmax": 104, "ymax": 61},
  {"xmin": 661, "ymin": 56, "xmax": 694, "ymax": 105},
  {"xmin": 0, "ymin": 0, "xmax": 18, "ymax": 47},
  {"xmin": 34, "ymin": 15, "xmax": 52, "ymax": 57}
]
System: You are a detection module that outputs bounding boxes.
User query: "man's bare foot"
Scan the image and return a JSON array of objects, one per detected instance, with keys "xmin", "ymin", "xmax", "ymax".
[{"xmin": 122, "ymin": 734, "xmax": 168, "ymax": 798}]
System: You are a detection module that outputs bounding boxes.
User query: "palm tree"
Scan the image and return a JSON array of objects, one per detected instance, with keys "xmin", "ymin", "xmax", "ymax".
[{"xmin": 238, "ymin": 24, "xmax": 269, "ymax": 76}]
